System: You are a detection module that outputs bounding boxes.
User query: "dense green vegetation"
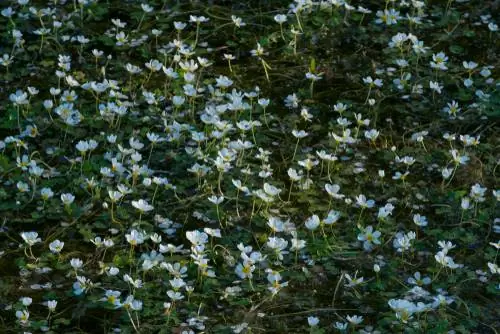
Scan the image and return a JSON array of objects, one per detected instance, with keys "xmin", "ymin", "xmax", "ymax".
[{"xmin": 0, "ymin": 0, "xmax": 498, "ymax": 333}]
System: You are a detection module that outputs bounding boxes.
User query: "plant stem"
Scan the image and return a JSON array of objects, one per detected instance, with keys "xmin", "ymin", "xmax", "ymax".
[{"xmin": 291, "ymin": 138, "xmax": 300, "ymax": 162}]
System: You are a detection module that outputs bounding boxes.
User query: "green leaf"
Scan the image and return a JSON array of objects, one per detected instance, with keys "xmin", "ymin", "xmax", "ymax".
[
  {"xmin": 463, "ymin": 30, "xmax": 476, "ymax": 37},
  {"xmin": 449, "ymin": 44, "xmax": 464, "ymax": 54}
]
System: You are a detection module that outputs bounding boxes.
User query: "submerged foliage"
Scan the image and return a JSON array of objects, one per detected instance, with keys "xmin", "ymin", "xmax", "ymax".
[{"xmin": 0, "ymin": 0, "xmax": 498, "ymax": 333}]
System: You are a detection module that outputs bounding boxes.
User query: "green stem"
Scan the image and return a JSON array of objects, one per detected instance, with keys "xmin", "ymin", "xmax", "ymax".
[
  {"xmin": 291, "ymin": 138, "xmax": 300, "ymax": 162},
  {"xmin": 193, "ymin": 23, "xmax": 200, "ymax": 49}
]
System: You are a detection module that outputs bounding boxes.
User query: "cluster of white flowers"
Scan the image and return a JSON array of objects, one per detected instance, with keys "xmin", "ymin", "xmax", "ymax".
[{"xmin": 2, "ymin": 0, "xmax": 498, "ymax": 332}]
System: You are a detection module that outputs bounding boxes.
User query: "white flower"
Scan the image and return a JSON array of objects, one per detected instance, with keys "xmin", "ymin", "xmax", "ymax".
[
  {"xmin": 1, "ymin": 7, "xmax": 15, "ymax": 18},
  {"xmin": 263, "ymin": 183, "xmax": 281, "ymax": 197},
  {"xmin": 70, "ymin": 258, "xmax": 83, "ymax": 269},
  {"xmin": 300, "ymin": 108, "xmax": 314, "ymax": 121},
  {"xmin": 208, "ymin": 195, "xmax": 224, "ymax": 205},
  {"xmin": 298, "ymin": 158, "xmax": 319, "ymax": 171},
  {"xmin": 142, "ymin": 259, "xmax": 155, "ymax": 271},
  {"xmin": 65, "ymin": 75, "xmax": 80, "ymax": 87},
  {"xmin": 235, "ymin": 262, "xmax": 255, "ymax": 279},
  {"xmin": 76, "ymin": 140, "xmax": 90, "ymax": 154},
  {"xmin": 21, "ymin": 231, "xmax": 41, "ymax": 246},
  {"xmin": 141, "ymin": 3, "xmax": 153, "ymax": 13},
  {"xmin": 333, "ymin": 102, "xmax": 348, "ymax": 113},
  {"xmin": 101, "ymin": 290, "xmax": 122, "ymax": 307},
  {"xmin": 334, "ymin": 322, "xmax": 348, "ymax": 330},
  {"xmin": 388, "ymin": 299, "xmax": 418, "ymax": 323},
  {"xmin": 90, "ymin": 237, "xmax": 104, "ymax": 247},
  {"xmin": 17, "ymin": 181, "xmax": 29, "ymax": 192},
  {"xmin": 344, "ymin": 273, "xmax": 364, "ymax": 288},
  {"xmin": 305, "ymin": 215, "xmax": 320, "ymax": 231},
  {"xmin": 9, "ymin": 90, "xmax": 29, "ymax": 105},
  {"xmin": 250, "ymin": 43, "xmax": 266, "ymax": 57},
  {"xmin": 470, "ymin": 183, "xmax": 487, "ymax": 202},
  {"xmin": 274, "ymin": 14, "xmax": 287, "ymax": 24},
  {"xmin": 231, "ymin": 15, "xmax": 245, "ymax": 27},
  {"xmin": 460, "ymin": 197, "xmax": 471, "ymax": 210},
  {"xmin": 407, "ymin": 272, "xmax": 431, "ymax": 286},
  {"xmin": 107, "ymin": 134, "xmax": 117, "ymax": 143},
  {"xmin": 186, "ymin": 230, "xmax": 208, "ymax": 246},
  {"xmin": 463, "ymin": 61, "xmax": 478, "ymax": 70},
  {"xmin": 20, "ymin": 297, "xmax": 32, "ymax": 306},
  {"xmin": 47, "ymin": 300, "xmax": 57, "ymax": 312},
  {"xmin": 493, "ymin": 190, "xmax": 500, "ymax": 202},
  {"xmin": 267, "ymin": 217, "xmax": 286, "ymax": 233},
  {"xmin": 232, "ymin": 322, "xmax": 249, "ymax": 333},
  {"xmin": 413, "ymin": 214, "xmax": 428, "ymax": 227},
  {"xmin": 429, "ymin": 81, "xmax": 443, "ymax": 94},
  {"xmin": 438, "ymin": 240, "xmax": 456, "ymax": 253},
  {"xmin": 174, "ymin": 21, "xmax": 187, "ymax": 30},
  {"xmin": 203, "ymin": 228, "xmax": 221, "ymax": 238},
  {"xmin": 435, "ymin": 251, "xmax": 460, "ymax": 269},
  {"xmin": 375, "ymin": 8, "xmax": 401, "ymax": 25},
  {"xmin": 129, "ymin": 137, "xmax": 144, "ymax": 150},
  {"xmin": 364, "ymin": 129, "xmax": 380, "ymax": 141},
  {"xmin": 131, "ymin": 199, "xmax": 154, "ymax": 213},
  {"xmin": 307, "ymin": 316, "xmax": 319, "ymax": 327},
  {"xmin": 169, "ymin": 277, "xmax": 186, "ymax": 290},
  {"xmin": 305, "ymin": 72, "xmax": 322, "ymax": 81},
  {"xmin": 363, "ymin": 76, "xmax": 383, "ymax": 87},
  {"xmin": 357, "ymin": 226, "xmax": 381, "ymax": 251},
  {"xmin": 378, "ymin": 203, "xmax": 394, "ymax": 220},
  {"xmin": 189, "ymin": 15, "xmax": 209, "ymax": 24},
  {"xmin": 430, "ymin": 52, "xmax": 448, "ymax": 70},
  {"xmin": 464, "ymin": 78, "xmax": 474, "ymax": 88},
  {"xmin": 487, "ymin": 262, "xmax": 500, "ymax": 275},
  {"xmin": 123, "ymin": 295, "xmax": 143, "ymax": 311},
  {"xmin": 325, "ymin": 183, "xmax": 345, "ymax": 199},
  {"xmin": 266, "ymin": 237, "xmax": 288, "ymax": 253},
  {"xmin": 41, "ymin": 187, "xmax": 54, "ymax": 200},
  {"xmin": 346, "ymin": 314, "xmax": 363, "ymax": 325},
  {"xmin": 61, "ymin": 193, "xmax": 75, "ymax": 205},
  {"xmin": 355, "ymin": 194, "xmax": 375, "ymax": 208},
  {"xmin": 324, "ymin": 210, "xmax": 341, "ymax": 225},
  {"xmin": 393, "ymin": 231, "xmax": 416, "ymax": 252},
  {"xmin": 431, "ymin": 294, "xmax": 454, "ymax": 308},
  {"xmin": 292, "ymin": 129, "xmax": 308, "ymax": 138},
  {"xmin": 232, "ymin": 179, "xmax": 249, "ymax": 194},
  {"xmin": 108, "ymin": 190, "xmax": 123, "ymax": 203},
  {"xmin": 107, "ymin": 267, "xmax": 120, "ymax": 276},
  {"xmin": 104, "ymin": 239, "xmax": 114, "ymax": 248},
  {"xmin": 126, "ymin": 230, "xmax": 146, "ymax": 246},
  {"xmin": 441, "ymin": 167, "xmax": 453, "ymax": 179},
  {"xmin": 284, "ymin": 93, "xmax": 300, "ymax": 108},
  {"xmin": 49, "ymin": 240, "xmax": 64, "ymax": 253},
  {"xmin": 290, "ymin": 238, "xmax": 306, "ymax": 251},
  {"xmin": 16, "ymin": 310, "xmax": 29, "ymax": 325}
]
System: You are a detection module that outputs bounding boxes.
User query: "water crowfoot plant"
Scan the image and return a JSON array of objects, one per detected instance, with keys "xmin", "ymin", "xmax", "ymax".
[
  {"xmin": 0, "ymin": 0, "xmax": 498, "ymax": 333},
  {"xmin": 251, "ymin": 43, "xmax": 272, "ymax": 82},
  {"xmin": 274, "ymin": 14, "xmax": 288, "ymax": 41}
]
